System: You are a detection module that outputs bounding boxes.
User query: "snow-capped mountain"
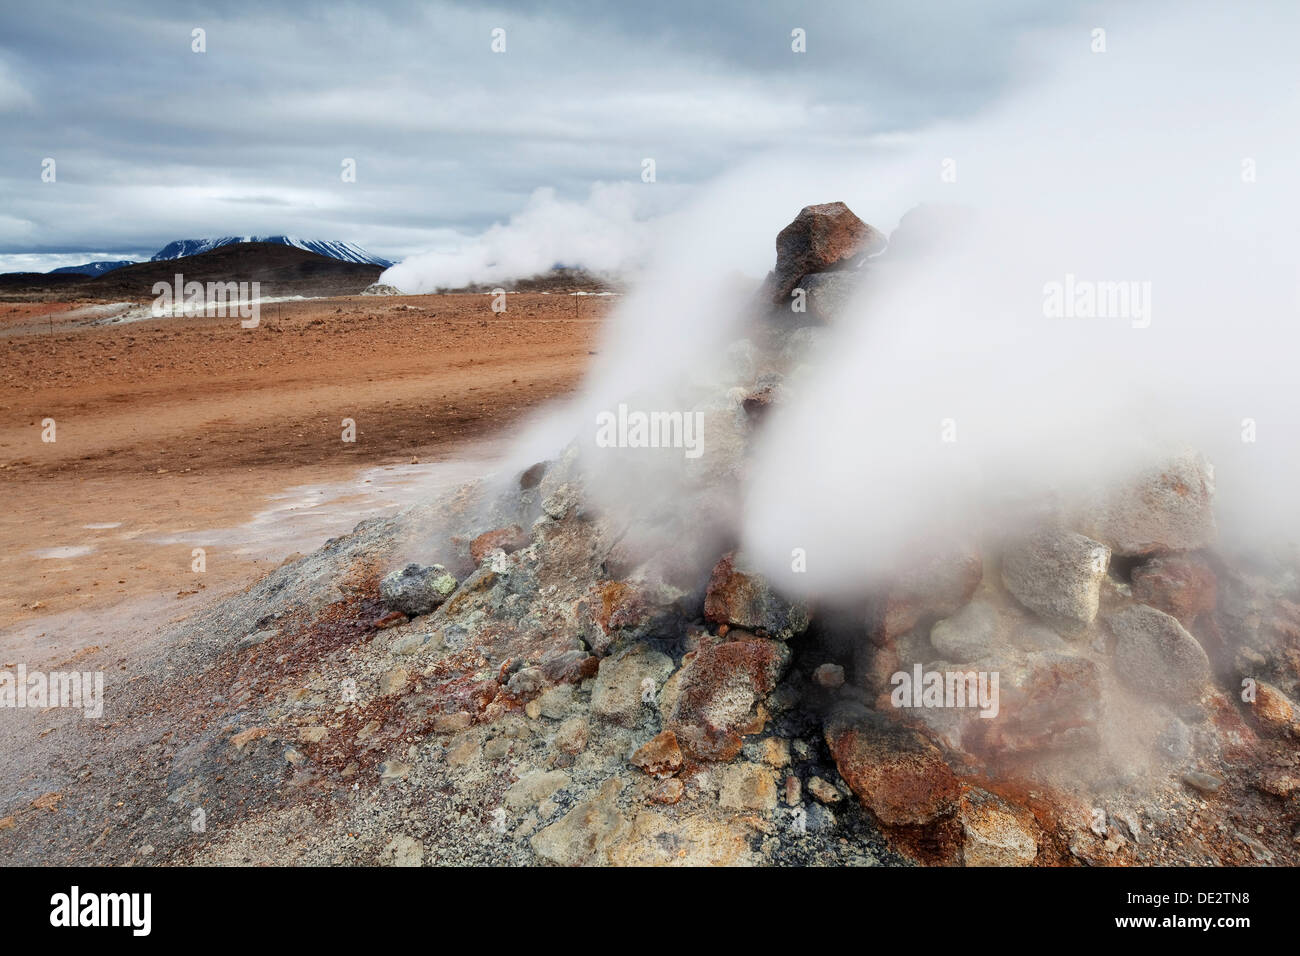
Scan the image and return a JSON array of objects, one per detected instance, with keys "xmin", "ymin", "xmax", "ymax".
[
  {"xmin": 150, "ymin": 236, "xmax": 393, "ymax": 267},
  {"xmin": 48, "ymin": 259, "xmax": 137, "ymax": 276}
]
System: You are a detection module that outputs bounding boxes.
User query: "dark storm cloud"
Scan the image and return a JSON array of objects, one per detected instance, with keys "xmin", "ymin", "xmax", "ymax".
[{"xmin": 0, "ymin": 0, "xmax": 1090, "ymax": 271}]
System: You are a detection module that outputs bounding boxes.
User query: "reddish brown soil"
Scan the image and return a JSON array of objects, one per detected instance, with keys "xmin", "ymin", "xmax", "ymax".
[{"xmin": 0, "ymin": 293, "xmax": 609, "ymax": 629}]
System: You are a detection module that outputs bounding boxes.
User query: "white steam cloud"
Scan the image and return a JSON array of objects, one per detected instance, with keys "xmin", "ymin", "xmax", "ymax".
[
  {"xmin": 495, "ymin": 1, "xmax": 1300, "ymax": 601},
  {"xmin": 379, "ymin": 182, "xmax": 674, "ymax": 292}
]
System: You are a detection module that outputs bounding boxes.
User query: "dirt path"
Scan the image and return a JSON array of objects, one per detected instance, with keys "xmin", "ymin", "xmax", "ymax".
[{"xmin": 0, "ymin": 293, "xmax": 608, "ymax": 634}]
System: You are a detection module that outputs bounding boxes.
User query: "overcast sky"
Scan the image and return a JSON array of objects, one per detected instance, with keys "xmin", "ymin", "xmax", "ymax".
[{"xmin": 0, "ymin": 0, "xmax": 1091, "ymax": 272}]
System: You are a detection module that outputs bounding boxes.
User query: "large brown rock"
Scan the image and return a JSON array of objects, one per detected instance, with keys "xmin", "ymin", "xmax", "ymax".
[
  {"xmin": 704, "ymin": 552, "xmax": 810, "ymax": 640},
  {"xmin": 768, "ymin": 202, "xmax": 885, "ymax": 304},
  {"xmin": 666, "ymin": 634, "xmax": 790, "ymax": 760},
  {"xmin": 1130, "ymin": 553, "xmax": 1217, "ymax": 628},
  {"xmin": 824, "ymin": 706, "xmax": 960, "ymax": 826}
]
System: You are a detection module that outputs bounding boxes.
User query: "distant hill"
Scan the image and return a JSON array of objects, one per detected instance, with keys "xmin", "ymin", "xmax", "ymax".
[
  {"xmin": 48, "ymin": 259, "xmax": 136, "ymax": 276},
  {"xmin": 1, "ymin": 243, "xmax": 384, "ymax": 301},
  {"xmin": 151, "ymin": 236, "xmax": 393, "ymax": 267}
]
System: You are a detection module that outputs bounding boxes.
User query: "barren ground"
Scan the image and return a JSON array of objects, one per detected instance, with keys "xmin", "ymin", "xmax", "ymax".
[{"xmin": 0, "ymin": 293, "xmax": 608, "ymax": 637}]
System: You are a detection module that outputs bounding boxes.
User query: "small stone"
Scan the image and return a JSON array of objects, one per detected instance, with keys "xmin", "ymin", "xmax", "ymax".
[
  {"xmin": 1182, "ymin": 770, "xmax": 1224, "ymax": 794},
  {"xmin": 379, "ymin": 667, "xmax": 409, "ymax": 696},
  {"xmin": 379, "ymin": 760, "xmax": 411, "ymax": 781},
  {"xmin": 555, "ymin": 716, "xmax": 588, "ymax": 755},
  {"xmin": 959, "ymin": 789, "xmax": 1040, "ymax": 867},
  {"xmin": 379, "ymin": 563, "xmax": 459, "ymax": 616},
  {"xmin": 446, "ymin": 738, "xmax": 478, "ymax": 766},
  {"xmin": 590, "ymin": 644, "xmax": 674, "ymax": 727},
  {"xmin": 1258, "ymin": 770, "xmax": 1300, "ymax": 798},
  {"xmin": 649, "ymin": 778, "xmax": 685, "ymax": 805},
  {"xmin": 1251, "ymin": 681, "xmax": 1298, "ymax": 736},
  {"xmin": 630, "ymin": 730, "xmax": 683, "ymax": 778},
  {"xmin": 298, "ymin": 726, "xmax": 328, "ymax": 744},
  {"xmin": 430, "ymin": 712, "xmax": 472, "ymax": 734},
  {"xmin": 537, "ymin": 684, "xmax": 574, "ymax": 719},
  {"xmin": 812, "ymin": 663, "xmax": 846, "ymax": 689},
  {"xmin": 717, "ymin": 763, "xmax": 778, "ymax": 812},
  {"xmin": 760, "ymin": 737, "xmax": 791, "ymax": 768},
  {"xmin": 524, "ymin": 699, "xmax": 543, "ymax": 719},
  {"xmin": 807, "ymin": 776, "xmax": 842, "ymax": 805},
  {"xmin": 373, "ymin": 611, "xmax": 408, "ymax": 630},
  {"xmin": 505, "ymin": 770, "xmax": 569, "ymax": 810},
  {"xmin": 783, "ymin": 775, "xmax": 802, "ymax": 806}
]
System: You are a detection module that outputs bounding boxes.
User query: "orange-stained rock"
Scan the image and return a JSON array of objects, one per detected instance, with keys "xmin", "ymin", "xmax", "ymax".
[
  {"xmin": 469, "ymin": 524, "xmax": 529, "ymax": 564},
  {"xmin": 824, "ymin": 706, "xmax": 960, "ymax": 826},
  {"xmin": 631, "ymin": 730, "xmax": 683, "ymax": 778}
]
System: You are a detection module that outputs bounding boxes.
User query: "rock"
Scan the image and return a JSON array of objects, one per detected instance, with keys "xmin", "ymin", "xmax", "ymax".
[
  {"xmin": 812, "ymin": 663, "xmax": 845, "ymax": 688},
  {"xmin": 717, "ymin": 763, "xmax": 778, "ymax": 811},
  {"xmin": 469, "ymin": 525, "xmax": 529, "ymax": 564},
  {"xmin": 1078, "ymin": 453, "xmax": 1217, "ymax": 556},
  {"xmin": 379, "ymin": 563, "xmax": 458, "ymax": 616},
  {"xmin": 704, "ymin": 552, "xmax": 810, "ymax": 640},
  {"xmin": 505, "ymin": 770, "xmax": 569, "ymax": 810},
  {"xmin": 379, "ymin": 759, "xmax": 410, "ymax": 781},
  {"xmin": 666, "ymin": 635, "xmax": 791, "ymax": 759},
  {"xmin": 868, "ymin": 544, "xmax": 982, "ymax": 645},
  {"xmin": 1110, "ymin": 605, "xmax": 1211, "ymax": 704},
  {"xmin": 966, "ymin": 651, "xmax": 1104, "ymax": 755},
  {"xmin": 807, "ymin": 776, "xmax": 842, "ymax": 805},
  {"xmin": 767, "ymin": 201, "xmax": 885, "ymax": 304},
  {"xmin": 793, "ymin": 270, "xmax": 862, "ymax": 323},
  {"xmin": 630, "ymin": 730, "xmax": 683, "ymax": 778},
  {"xmin": 805, "ymin": 802, "xmax": 837, "ymax": 833},
  {"xmin": 379, "ymin": 667, "xmax": 409, "ymax": 696},
  {"xmin": 759, "ymin": 737, "xmax": 790, "ymax": 768},
  {"xmin": 1156, "ymin": 716, "xmax": 1193, "ymax": 760},
  {"xmin": 530, "ymin": 778, "xmax": 630, "ymax": 866},
  {"xmin": 649, "ymin": 778, "xmax": 684, "ymax": 805},
  {"xmin": 1258, "ymin": 770, "xmax": 1300, "ymax": 798},
  {"xmin": 1001, "ymin": 529, "xmax": 1110, "ymax": 624},
  {"xmin": 1250, "ymin": 681, "xmax": 1298, "ymax": 736},
  {"xmin": 824, "ymin": 706, "xmax": 960, "ymax": 826},
  {"xmin": 1131, "ymin": 554, "xmax": 1217, "ymax": 627},
  {"xmin": 929, "ymin": 600, "xmax": 998, "ymax": 663},
  {"xmin": 537, "ymin": 684, "xmax": 574, "ymax": 719},
  {"xmin": 590, "ymin": 644, "xmax": 674, "ymax": 727},
  {"xmin": 1182, "ymin": 770, "xmax": 1224, "ymax": 794},
  {"xmin": 554, "ymin": 716, "xmax": 589, "ymax": 755},
  {"xmin": 361, "ymin": 283, "xmax": 401, "ymax": 295},
  {"xmin": 506, "ymin": 666, "xmax": 545, "ymax": 698},
  {"xmin": 372, "ymin": 611, "xmax": 408, "ymax": 630},
  {"xmin": 958, "ymin": 789, "xmax": 1039, "ymax": 866},
  {"xmin": 783, "ymin": 775, "xmax": 801, "ymax": 806}
]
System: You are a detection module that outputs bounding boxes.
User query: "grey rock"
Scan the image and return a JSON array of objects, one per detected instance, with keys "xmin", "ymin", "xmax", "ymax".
[
  {"xmin": 930, "ymin": 600, "xmax": 998, "ymax": 663},
  {"xmin": 1110, "ymin": 604, "xmax": 1211, "ymax": 703},
  {"xmin": 1002, "ymin": 529, "xmax": 1110, "ymax": 623},
  {"xmin": 379, "ymin": 563, "xmax": 458, "ymax": 616}
]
